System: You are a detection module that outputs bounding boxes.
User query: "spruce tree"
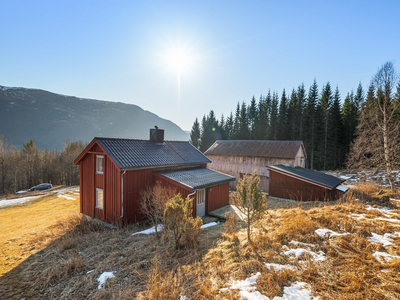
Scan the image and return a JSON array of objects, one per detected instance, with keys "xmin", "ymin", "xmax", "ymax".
[
  {"xmin": 287, "ymin": 89, "xmax": 298, "ymax": 140},
  {"xmin": 249, "ymin": 96, "xmax": 258, "ymax": 139},
  {"xmin": 233, "ymin": 102, "xmax": 240, "ymax": 139},
  {"xmin": 239, "ymin": 101, "xmax": 250, "ymax": 139},
  {"xmin": 304, "ymin": 79, "xmax": 318, "ymax": 169},
  {"xmin": 277, "ymin": 88, "xmax": 288, "ymax": 139},
  {"xmin": 329, "ymin": 86, "xmax": 343, "ymax": 169},
  {"xmin": 189, "ymin": 118, "xmax": 201, "ymax": 148},
  {"xmin": 318, "ymin": 82, "xmax": 333, "ymax": 170},
  {"xmin": 268, "ymin": 92, "xmax": 279, "ymax": 140}
]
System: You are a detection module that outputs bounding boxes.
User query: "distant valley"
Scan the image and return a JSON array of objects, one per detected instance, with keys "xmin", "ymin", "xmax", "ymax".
[{"xmin": 0, "ymin": 86, "xmax": 189, "ymax": 150}]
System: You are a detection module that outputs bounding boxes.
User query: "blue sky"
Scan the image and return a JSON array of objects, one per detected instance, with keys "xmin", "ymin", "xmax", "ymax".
[{"xmin": 1, "ymin": 1, "xmax": 400, "ymax": 131}]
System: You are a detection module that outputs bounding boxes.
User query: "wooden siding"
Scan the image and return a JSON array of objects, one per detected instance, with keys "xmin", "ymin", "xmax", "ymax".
[
  {"xmin": 79, "ymin": 142, "xmax": 122, "ymax": 225},
  {"xmin": 123, "ymin": 169, "xmax": 154, "ymax": 223},
  {"xmin": 154, "ymin": 174, "xmax": 194, "ymax": 216},
  {"xmin": 104, "ymin": 155, "xmax": 121, "ymax": 224},
  {"xmin": 207, "ymin": 183, "xmax": 230, "ymax": 212},
  {"xmin": 80, "ymin": 153, "xmax": 95, "ymax": 218},
  {"xmin": 269, "ymin": 169, "xmax": 342, "ymax": 201},
  {"xmin": 207, "ymin": 155, "xmax": 296, "ymax": 192}
]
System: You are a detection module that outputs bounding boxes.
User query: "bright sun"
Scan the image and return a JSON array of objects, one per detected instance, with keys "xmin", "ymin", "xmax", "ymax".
[{"xmin": 166, "ymin": 48, "xmax": 192, "ymax": 73}]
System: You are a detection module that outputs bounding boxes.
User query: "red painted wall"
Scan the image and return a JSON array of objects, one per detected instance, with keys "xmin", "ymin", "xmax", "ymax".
[
  {"xmin": 207, "ymin": 183, "xmax": 230, "ymax": 212},
  {"xmin": 269, "ymin": 170, "xmax": 341, "ymax": 201},
  {"xmin": 123, "ymin": 169, "xmax": 154, "ymax": 223}
]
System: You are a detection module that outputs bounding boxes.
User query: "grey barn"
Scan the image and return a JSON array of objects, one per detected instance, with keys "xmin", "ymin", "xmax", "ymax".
[{"xmin": 204, "ymin": 140, "xmax": 306, "ymax": 192}]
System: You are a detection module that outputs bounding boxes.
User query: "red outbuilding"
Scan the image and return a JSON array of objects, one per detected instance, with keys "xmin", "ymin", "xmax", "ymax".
[
  {"xmin": 267, "ymin": 165, "xmax": 347, "ymax": 201},
  {"xmin": 74, "ymin": 128, "xmax": 235, "ymax": 225}
]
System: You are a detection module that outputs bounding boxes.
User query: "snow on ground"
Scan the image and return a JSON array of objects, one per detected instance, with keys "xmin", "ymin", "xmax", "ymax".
[
  {"xmin": 368, "ymin": 232, "xmax": 400, "ymax": 247},
  {"xmin": 315, "ymin": 229, "xmax": 349, "ymax": 238},
  {"xmin": 366, "ymin": 205, "xmax": 397, "ymax": 218},
  {"xmin": 132, "ymin": 224, "xmax": 163, "ymax": 236},
  {"xmin": 220, "ymin": 272, "xmax": 261, "ymax": 294},
  {"xmin": 373, "ymin": 252, "xmax": 400, "ymax": 263},
  {"xmin": 289, "ymin": 240, "xmax": 318, "ymax": 248},
  {"xmin": 282, "ymin": 248, "xmax": 326, "ymax": 262},
  {"xmin": 273, "ymin": 282, "xmax": 319, "ymax": 300},
  {"xmin": 97, "ymin": 272, "xmax": 115, "ymax": 289},
  {"xmin": 57, "ymin": 187, "xmax": 79, "ymax": 201},
  {"xmin": 132, "ymin": 221, "xmax": 220, "ymax": 236},
  {"xmin": 201, "ymin": 221, "xmax": 220, "ymax": 229},
  {"xmin": 375, "ymin": 217, "xmax": 400, "ymax": 224},
  {"xmin": 265, "ymin": 263, "xmax": 296, "ymax": 272},
  {"xmin": 0, "ymin": 195, "xmax": 42, "ymax": 208},
  {"xmin": 326, "ymin": 169, "xmax": 400, "ymax": 187}
]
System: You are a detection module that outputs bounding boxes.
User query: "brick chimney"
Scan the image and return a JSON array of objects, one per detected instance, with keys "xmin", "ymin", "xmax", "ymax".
[{"xmin": 150, "ymin": 126, "xmax": 164, "ymax": 144}]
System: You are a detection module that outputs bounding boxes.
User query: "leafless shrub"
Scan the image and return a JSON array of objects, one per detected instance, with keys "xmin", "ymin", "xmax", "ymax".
[{"xmin": 141, "ymin": 181, "xmax": 177, "ymax": 238}]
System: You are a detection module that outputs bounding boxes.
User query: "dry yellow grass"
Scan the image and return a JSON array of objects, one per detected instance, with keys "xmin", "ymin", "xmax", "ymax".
[
  {"xmin": 0, "ymin": 187, "xmax": 79, "ymax": 276},
  {"xmin": 1, "ymin": 182, "xmax": 400, "ymax": 299}
]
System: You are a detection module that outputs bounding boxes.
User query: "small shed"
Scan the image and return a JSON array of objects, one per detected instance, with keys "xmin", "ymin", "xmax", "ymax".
[
  {"xmin": 205, "ymin": 140, "xmax": 307, "ymax": 192},
  {"xmin": 267, "ymin": 164, "xmax": 347, "ymax": 201},
  {"xmin": 74, "ymin": 128, "xmax": 235, "ymax": 225}
]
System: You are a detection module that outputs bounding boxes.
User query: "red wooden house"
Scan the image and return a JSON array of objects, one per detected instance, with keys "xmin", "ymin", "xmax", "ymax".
[
  {"xmin": 74, "ymin": 128, "xmax": 235, "ymax": 225},
  {"xmin": 267, "ymin": 165, "xmax": 347, "ymax": 201}
]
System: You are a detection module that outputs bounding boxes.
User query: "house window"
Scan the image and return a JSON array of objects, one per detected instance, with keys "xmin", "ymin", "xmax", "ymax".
[
  {"xmin": 96, "ymin": 155, "xmax": 104, "ymax": 174},
  {"xmin": 96, "ymin": 188, "xmax": 104, "ymax": 209}
]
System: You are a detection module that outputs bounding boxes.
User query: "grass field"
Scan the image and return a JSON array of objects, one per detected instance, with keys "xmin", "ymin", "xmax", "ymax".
[
  {"xmin": 0, "ymin": 187, "xmax": 80, "ymax": 277},
  {"xmin": 1, "ymin": 183, "xmax": 400, "ymax": 299}
]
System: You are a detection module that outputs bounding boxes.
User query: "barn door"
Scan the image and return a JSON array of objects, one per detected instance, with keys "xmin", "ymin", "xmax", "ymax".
[{"xmin": 196, "ymin": 189, "xmax": 206, "ymax": 217}]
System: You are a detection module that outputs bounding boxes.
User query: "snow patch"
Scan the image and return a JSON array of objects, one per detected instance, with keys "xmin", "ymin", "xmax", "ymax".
[
  {"xmin": 289, "ymin": 240, "xmax": 318, "ymax": 248},
  {"xmin": 201, "ymin": 221, "xmax": 220, "ymax": 229},
  {"xmin": 132, "ymin": 221, "xmax": 219, "ymax": 236},
  {"xmin": 369, "ymin": 232, "xmax": 400, "ymax": 247},
  {"xmin": 0, "ymin": 195, "xmax": 42, "ymax": 208},
  {"xmin": 86, "ymin": 270, "xmax": 94, "ymax": 274},
  {"xmin": 266, "ymin": 263, "xmax": 296, "ymax": 272},
  {"xmin": 97, "ymin": 272, "xmax": 115, "ymax": 289},
  {"xmin": 376, "ymin": 217, "xmax": 400, "ymax": 224},
  {"xmin": 373, "ymin": 252, "xmax": 400, "ymax": 263},
  {"xmin": 132, "ymin": 224, "xmax": 163, "ymax": 236},
  {"xmin": 273, "ymin": 282, "xmax": 318, "ymax": 300},
  {"xmin": 315, "ymin": 229, "xmax": 349, "ymax": 238},
  {"xmin": 240, "ymin": 290, "xmax": 269, "ymax": 299},
  {"xmin": 282, "ymin": 248, "xmax": 326, "ymax": 262}
]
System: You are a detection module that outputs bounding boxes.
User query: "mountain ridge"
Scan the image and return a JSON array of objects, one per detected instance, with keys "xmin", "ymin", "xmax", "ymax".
[{"xmin": 0, "ymin": 85, "xmax": 189, "ymax": 150}]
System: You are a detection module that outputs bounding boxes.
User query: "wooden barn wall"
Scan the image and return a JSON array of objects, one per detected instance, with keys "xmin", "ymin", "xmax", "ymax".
[
  {"xmin": 80, "ymin": 154, "xmax": 95, "ymax": 218},
  {"xmin": 104, "ymin": 155, "xmax": 121, "ymax": 224},
  {"xmin": 269, "ymin": 170, "xmax": 340, "ymax": 201},
  {"xmin": 206, "ymin": 155, "xmax": 295, "ymax": 192},
  {"xmin": 207, "ymin": 183, "xmax": 230, "ymax": 213},
  {"xmin": 123, "ymin": 169, "xmax": 154, "ymax": 223}
]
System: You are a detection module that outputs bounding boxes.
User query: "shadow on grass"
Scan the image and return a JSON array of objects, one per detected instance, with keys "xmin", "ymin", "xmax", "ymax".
[{"xmin": 0, "ymin": 216, "xmax": 225, "ymax": 299}]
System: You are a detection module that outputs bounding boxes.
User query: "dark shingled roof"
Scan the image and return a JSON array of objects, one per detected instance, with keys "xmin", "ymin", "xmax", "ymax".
[
  {"xmin": 96, "ymin": 138, "xmax": 210, "ymax": 169},
  {"xmin": 155, "ymin": 167, "xmax": 235, "ymax": 190},
  {"xmin": 267, "ymin": 165, "xmax": 345, "ymax": 189},
  {"xmin": 205, "ymin": 140, "xmax": 305, "ymax": 159}
]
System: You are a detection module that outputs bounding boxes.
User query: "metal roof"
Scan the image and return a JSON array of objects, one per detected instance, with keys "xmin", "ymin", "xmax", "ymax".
[
  {"xmin": 155, "ymin": 167, "xmax": 235, "ymax": 190},
  {"xmin": 267, "ymin": 164, "xmax": 345, "ymax": 189},
  {"xmin": 96, "ymin": 138, "xmax": 210, "ymax": 169},
  {"xmin": 205, "ymin": 140, "xmax": 305, "ymax": 159}
]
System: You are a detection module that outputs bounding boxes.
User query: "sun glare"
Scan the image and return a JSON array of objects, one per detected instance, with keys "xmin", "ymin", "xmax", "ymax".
[{"xmin": 166, "ymin": 48, "xmax": 192, "ymax": 73}]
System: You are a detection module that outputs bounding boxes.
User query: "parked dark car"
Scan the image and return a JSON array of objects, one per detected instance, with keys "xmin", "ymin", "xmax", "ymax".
[{"xmin": 29, "ymin": 183, "xmax": 52, "ymax": 191}]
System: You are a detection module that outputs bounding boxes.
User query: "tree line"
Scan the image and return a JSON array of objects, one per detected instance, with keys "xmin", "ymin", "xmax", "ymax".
[
  {"xmin": 0, "ymin": 138, "xmax": 86, "ymax": 195},
  {"xmin": 190, "ymin": 80, "xmax": 364, "ymax": 170}
]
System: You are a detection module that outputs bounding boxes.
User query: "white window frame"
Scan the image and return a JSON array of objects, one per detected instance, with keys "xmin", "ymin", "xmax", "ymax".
[
  {"xmin": 96, "ymin": 188, "xmax": 104, "ymax": 209},
  {"xmin": 96, "ymin": 155, "xmax": 104, "ymax": 174}
]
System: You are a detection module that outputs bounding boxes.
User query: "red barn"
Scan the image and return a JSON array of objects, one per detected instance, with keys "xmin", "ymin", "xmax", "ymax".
[
  {"xmin": 74, "ymin": 128, "xmax": 235, "ymax": 225},
  {"xmin": 267, "ymin": 165, "xmax": 347, "ymax": 201}
]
